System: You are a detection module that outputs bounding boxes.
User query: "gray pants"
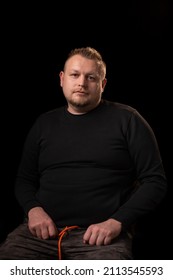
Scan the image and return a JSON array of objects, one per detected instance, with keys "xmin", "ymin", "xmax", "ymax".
[{"xmin": 0, "ymin": 223, "xmax": 133, "ymax": 260}]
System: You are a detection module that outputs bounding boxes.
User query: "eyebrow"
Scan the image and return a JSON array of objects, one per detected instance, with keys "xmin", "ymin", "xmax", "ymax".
[{"xmin": 69, "ymin": 69, "xmax": 97, "ymax": 76}]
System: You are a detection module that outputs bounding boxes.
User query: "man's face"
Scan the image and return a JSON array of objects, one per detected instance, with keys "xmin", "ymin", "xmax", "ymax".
[{"xmin": 59, "ymin": 54, "xmax": 106, "ymax": 114}]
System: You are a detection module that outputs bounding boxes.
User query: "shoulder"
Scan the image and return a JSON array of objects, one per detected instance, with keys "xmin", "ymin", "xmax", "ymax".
[
  {"xmin": 41, "ymin": 106, "xmax": 65, "ymax": 118},
  {"xmin": 28, "ymin": 106, "xmax": 66, "ymax": 134},
  {"xmin": 101, "ymin": 99, "xmax": 150, "ymax": 129},
  {"xmin": 101, "ymin": 99, "xmax": 137, "ymax": 116},
  {"xmin": 36, "ymin": 106, "xmax": 65, "ymax": 123}
]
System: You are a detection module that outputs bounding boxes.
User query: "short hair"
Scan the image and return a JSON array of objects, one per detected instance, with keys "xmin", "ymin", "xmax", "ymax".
[{"xmin": 64, "ymin": 47, "xmax": 106, "ymax": 80}]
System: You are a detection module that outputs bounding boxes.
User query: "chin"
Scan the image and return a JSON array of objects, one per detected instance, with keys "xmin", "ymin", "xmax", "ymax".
[{"xmin": 71, "ymin": 98, "xmax": 89, "ymax": 108}]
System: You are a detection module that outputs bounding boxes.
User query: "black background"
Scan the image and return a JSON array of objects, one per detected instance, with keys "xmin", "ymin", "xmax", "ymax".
[{"xmin": 1, "ymin": 1, "xmax": 172, "ymax": 259}]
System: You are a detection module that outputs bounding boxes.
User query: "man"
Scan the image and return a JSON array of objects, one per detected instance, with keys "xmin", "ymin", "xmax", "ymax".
[{"xmin": 0, "ymin": 47, "xmax": 167, "ymax": 259}]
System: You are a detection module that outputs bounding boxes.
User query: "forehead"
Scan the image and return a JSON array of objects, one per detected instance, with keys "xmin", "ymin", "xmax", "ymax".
[{"xmin": 65, "ymin": 54, "xmax": 99, "ymax": 73}]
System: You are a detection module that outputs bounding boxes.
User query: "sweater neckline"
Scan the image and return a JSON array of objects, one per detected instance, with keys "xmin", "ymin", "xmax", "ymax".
[{"xmin": 64, "ymin": 99, "xmax": 105, "ymax": 119}]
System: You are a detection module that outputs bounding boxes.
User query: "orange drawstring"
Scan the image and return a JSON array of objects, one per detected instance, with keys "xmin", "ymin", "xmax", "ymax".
[{"xmin": 58, "ymin": 225, "xmax": 79, "ymax": 260}]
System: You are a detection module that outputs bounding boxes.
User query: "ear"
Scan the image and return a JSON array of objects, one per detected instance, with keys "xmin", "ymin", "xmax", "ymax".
[
  {"xmin": 59, "ymin": 71, "xmax": 64, "ymax": 87},
  {"xmin": 102, "ymin": 78, "xmax": 107, "ymax": 91}
]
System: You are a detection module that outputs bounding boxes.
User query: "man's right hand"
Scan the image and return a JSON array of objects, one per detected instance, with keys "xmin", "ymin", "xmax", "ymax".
[{"xmin": 28, "ymin": 206, "xmax": 58, "ymax": 239}]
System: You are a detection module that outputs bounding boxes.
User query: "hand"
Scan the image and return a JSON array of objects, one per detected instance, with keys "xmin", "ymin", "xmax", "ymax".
[
  {"xmin": 83, "ymin": 218, "xmax": 122, "ymax": 246},
  {"xmin": 28, "ymin": 206, "xmax": 58, "ymax": 239}
]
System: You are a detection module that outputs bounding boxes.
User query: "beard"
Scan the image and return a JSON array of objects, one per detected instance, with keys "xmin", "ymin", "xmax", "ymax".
[
  {"xmin": 66, "ymin": 91, "xmax": 102, "ymax": 113},
  {"xmin": 68, "ymin": 94, "xmax": 91, "ymax": 108}
]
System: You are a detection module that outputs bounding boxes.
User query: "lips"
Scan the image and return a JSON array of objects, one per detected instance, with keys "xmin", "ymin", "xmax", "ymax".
[{"xmin": 74, "ymin": 91, "xmax": 87, "ymax": 96}]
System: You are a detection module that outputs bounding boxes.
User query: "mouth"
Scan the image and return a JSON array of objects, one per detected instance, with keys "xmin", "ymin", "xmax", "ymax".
[{"xmin": 74, "ymin": 91, "xmax": 88, "ymax": 96}]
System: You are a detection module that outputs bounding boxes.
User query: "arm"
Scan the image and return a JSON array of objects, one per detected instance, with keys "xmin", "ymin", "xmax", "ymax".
[
  {"xmin": 112, "ymin": 110, "xmax": 167, "ymax": 229},
  {"xmin": 83, "ymin": 110, "xmax": 167, "ymax": 246},
  {"xmin": 15, "ymin": 117, "xmax": 42, "ymax": 214},
  {"xmin": 15, "ymin": 117, "xmax": 58, "ymax": 239}
]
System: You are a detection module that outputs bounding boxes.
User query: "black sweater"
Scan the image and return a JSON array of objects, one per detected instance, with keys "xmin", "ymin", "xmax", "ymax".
[{"xmin": 15, "ymin": 100, "xmax": 167, "ymax": 229}]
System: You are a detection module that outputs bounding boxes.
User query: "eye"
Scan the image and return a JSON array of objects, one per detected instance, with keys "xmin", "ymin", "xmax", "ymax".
[
  {"xmin": 88, "ymin": 75, "xmax": 95, "ymax": 81},
  {"xmin": 71, "ymin": 73, "xmax": 79, "ymax": 78}
]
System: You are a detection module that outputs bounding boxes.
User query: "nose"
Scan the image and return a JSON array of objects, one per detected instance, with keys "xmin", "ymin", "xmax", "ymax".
[{"xmin": 78, "ymin": 75, "xmax": 86, "ymax": 86}]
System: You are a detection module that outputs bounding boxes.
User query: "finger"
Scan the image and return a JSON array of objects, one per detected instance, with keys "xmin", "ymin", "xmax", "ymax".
[
  {"xmin": 83, "ymin": 228, "xmax": 92, "ymax": 244},
  {"xmin": 35, "ymin": 227, "xmax": 42, "ymax": 239},
  {"xmin": 48, "ymin": 225, "xmax": 59, "ymax": 239},
  {"xmin": 41, "ymin": 226, "xmax": 50, "ymax": 239},
  {"xmin": 28, "ymin": 227, "xmax": 37, "ymax": 237},
  {"xmin": 88, "ymin": 232, "xmax": 99, "ymax": 245},
  {"xmin": 104, "ymin": 235, "xmax": 112, "ymax": 245},
  {"xmin": 95, "ymin": 232, "xmax": 105, "ymax": 246}
]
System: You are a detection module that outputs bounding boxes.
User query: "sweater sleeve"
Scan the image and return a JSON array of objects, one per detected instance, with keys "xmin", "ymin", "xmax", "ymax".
[
  {"xmin": 14, "ymin": 117, "xmax": 42, "ymax": 215},
  {"xmin": 112, "ymin": 110, "xmax": 167, "ymax": 229}
]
